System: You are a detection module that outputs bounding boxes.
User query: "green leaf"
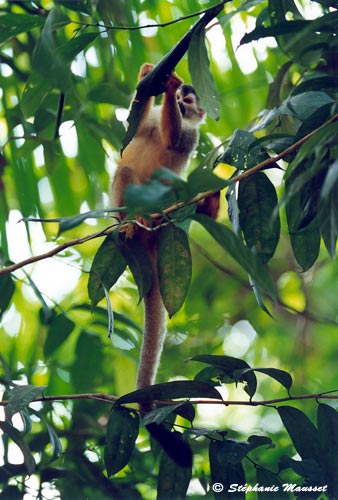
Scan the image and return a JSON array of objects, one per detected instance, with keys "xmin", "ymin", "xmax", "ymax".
[
  {"xmin": 104, "ymin": 406, "xmax": 139, "ymax": 477},
  {"xmin": 5, "ymin": 385, "xmax": 46, "ymax": 421},
  {"xmin": 220, "ymin": 129, "xmax": 270, "ymax": 170},
  {"xmin": 0, "ymin": 421, "xmax": 35, "ymax": 475},
  {"xmin": 0, "ymin": 274, "xmax": 15, "ymax": 319},
  {"xmin": 158, "ymin": 225, "xmax": 192, "ymax": 317},
  {"xmin": 0, "ymin": 13, "xmax": 45, "ymax": 45},
  {"xmin": 88, "ymin": 235, "xmax": 127, "ymax": 307},
  {"xmin": 44, "ymin": 314, "xmax": 75, "ymax": 358},
  {"xmin": 317, "ymin": 403, "xmax": 338, "ymax": 497},
  {"xmin": 118, "ymin": 237, "xmax": 153, "ymax": 301},
  {"xmin": 238, "ymin": 173, "xmax": 280, "ymax": 263},
  {"xmin": 277, "ymin": 406, "xmax": 321, "ymax": 462},
  {"xmin": 319, "ymin": 160, "xmax": 338, "ymax": 258},
  {"xmin": 31, "ymin": 7, "xmax": 72, "ymax": 90},
  {"xmin": 285, "ymin": 163, "xmax": 321, "ymax": 270},
  {"xmin": 116, "ymin": 380, "xmax": 223, "ymax": 405},
  {"xmin": 193, "ymin": 214, "xmax": 276, "ymax": 299},
  {"xmin": 187, "ymin": 165, "xmax": 227, "ymax": 198},
  {"xmin": 58, "ymin": 32, "xmax": 98, "ymax": 63},
  {"xmin": 157, "ymin": 450, "xmax": 192, "ymax": 499},
  {"xmin": 188, "ymin": 22, "xmax": 220, "ymax": 120}
]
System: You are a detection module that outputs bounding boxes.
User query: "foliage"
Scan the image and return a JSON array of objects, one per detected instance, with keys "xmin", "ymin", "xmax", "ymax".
[{"xmin": 0, "ymin": 0, "xmax": 338, "ymax": 498}]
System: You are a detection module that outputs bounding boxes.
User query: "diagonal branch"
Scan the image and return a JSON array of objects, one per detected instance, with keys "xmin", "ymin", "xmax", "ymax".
[{"xmin": 1, "ymin": 113, "xmax": 337, "ymax": 277}]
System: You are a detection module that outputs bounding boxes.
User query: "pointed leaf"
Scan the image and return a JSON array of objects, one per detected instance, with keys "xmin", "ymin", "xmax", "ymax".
[
  {"xmin": 278, "ymin": 406, "xmax": 321, "ymax": 462},
  {"xmin": 285, "ymin": 163, "xmax": 321, "ymax": 270},
  {"xmin": 158, "ymin": 225, "xmax": 192, "ymax": 317},
  {"xmin": 192, "ymin": 214, "xmax": 276, "ymax": 299},
  {"xmin": 32, "ymin": 8, "xmax": 72, "ymax": 89},
  {"xmin": 188, "ymin": 22, "xmax": 220, "ymax": 120},
  {"xmin": 189, "ymin": 354, "xmax": 257, "ymax": 398},
  {"xmin": 116, "ymin": 380, "xmax": 222, "ymax": 405},
  {"xmin": 238, "ymin": 173, "xmax": 280, "ymax": 263},
  {"xmin": 235, "ymin": 368, "xmax": 293, "ymax": 393},
  {"xmin": 88, "ymin": 235, "xmax": 127, "ymax": 307},
  {"xmin": 104, "ymin": 406, "xmax": 139, "ymax": 477}
]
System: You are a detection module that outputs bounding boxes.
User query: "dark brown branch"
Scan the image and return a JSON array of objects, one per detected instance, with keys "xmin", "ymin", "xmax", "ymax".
[{"xmin": 0, "ymin": 391, "xmax": 337, "ymax": 407}]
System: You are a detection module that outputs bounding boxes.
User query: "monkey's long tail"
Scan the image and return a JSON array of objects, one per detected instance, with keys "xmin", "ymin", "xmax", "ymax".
[{"xmin": 136, "ymin": 243, "xmax": 166, "ymax": 394}]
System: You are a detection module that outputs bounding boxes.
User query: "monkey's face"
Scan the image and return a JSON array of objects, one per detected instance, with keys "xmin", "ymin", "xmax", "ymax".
[{"xmin": 176, "ymin": 86, "xmax": 205, "ymax": 123}]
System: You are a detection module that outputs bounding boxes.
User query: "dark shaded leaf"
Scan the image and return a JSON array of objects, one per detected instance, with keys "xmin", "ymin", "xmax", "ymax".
[
  {"xmin": 277, "ymin": 406, "xmax": 321, "ymax": 462},
  {"xmin": 189, "ymin": 354, "xmax": 257, "ymax": 398},
  {"xmin": 0, "ymin": 274, "xmax": 15, "ymax": 319},
  {"xmin": 158, "ymin": 225, "xmax": 192, "ymax": 317},
  {"xmin": 88, "ymin": 235, "xmax": 127, "ymax": 307},
  {"xmin": 116, "ymin": 380, "xmax": 222, "ymax": 405},
  {"xmin": 119, "ymin": 237, "xmax": 153, "ymax": 301},
  {"xmin": 235, "ymin": 368, "xmax": 293, "ymax": 393},
  {"xmin": 157, "ymin": 444, "xmax": 192, "ymax": 498},
  {"xmin": 209, "ymin": 440, "xmax": 246, "ymax": 499},
  {"xmin": 0, "ymin": 421, "xmax": 35, "ymax": 475},
  {"xmin": 256, "ymin": 468, "xmax": 289, "ymax": 499},
  {"xmin": 317, "ymin": 403, "xmax": 338, "ymax": 497},
  {"xmin": 104, "ymin": 406, "xmax": 139, "ymax": 476},
  {"xmin": 220, "ymin": 129, "xmax": 269, "ymax": 170}
]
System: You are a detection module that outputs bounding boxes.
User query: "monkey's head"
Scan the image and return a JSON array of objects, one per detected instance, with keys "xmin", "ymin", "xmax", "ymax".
[{"xmin": 176, "ymin": 84, "xmax": 205, "ymax": 123}]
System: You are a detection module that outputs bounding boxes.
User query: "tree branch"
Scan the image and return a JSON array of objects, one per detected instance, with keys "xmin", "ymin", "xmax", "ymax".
[
  {"xmin": 0, "ymin": 390, "xmax": 337, "ymax": 407},
  {"xmin": 1, "ymin": 113, "xmax": 337, "ymax": 277}
]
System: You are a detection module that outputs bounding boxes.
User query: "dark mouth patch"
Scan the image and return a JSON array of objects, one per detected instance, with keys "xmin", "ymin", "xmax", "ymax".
[{"xmin": 178, "ymin": 102, "xmax": 186, "ymax": 116}]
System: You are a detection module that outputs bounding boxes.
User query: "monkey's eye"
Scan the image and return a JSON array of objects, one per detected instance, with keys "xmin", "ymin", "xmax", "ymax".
[{"xmin": 183, "ymin": 97, "xmax": 193, "ymax": 104}]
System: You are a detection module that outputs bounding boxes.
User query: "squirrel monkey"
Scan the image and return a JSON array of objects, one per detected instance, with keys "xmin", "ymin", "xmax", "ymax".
[{"xmin": 111, "ymin": 64, "xmax": 208, "ymax": 393}]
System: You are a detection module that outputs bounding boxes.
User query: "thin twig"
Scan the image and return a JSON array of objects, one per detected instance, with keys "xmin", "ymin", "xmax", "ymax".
[
  {"xmin": 1, "ymin": 113, "xmax": 337, "ymax": 277},
  {"xmin": 0, "ymin": 390, "xmax": 337, "ymax": 407},
  {"xmin": 73, "ymin": 1, "xmax": 228, "ymax": 32}
]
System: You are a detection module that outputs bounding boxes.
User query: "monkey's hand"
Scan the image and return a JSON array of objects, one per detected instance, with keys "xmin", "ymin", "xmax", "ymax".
[
  {"xmin": 165, "ymin": 72, "xmax": 183, "ymax": 95},
  {"xmin": 138, "ymin": 63, "xmax": 155, "ymax": 80}
]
